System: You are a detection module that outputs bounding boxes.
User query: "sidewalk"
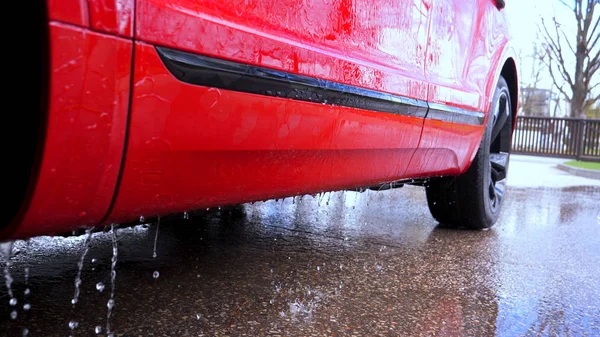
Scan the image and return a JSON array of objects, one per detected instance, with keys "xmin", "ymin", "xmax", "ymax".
[{"xmin": 507, "ymin": 154, "xmax": 600, "ymax": 188}]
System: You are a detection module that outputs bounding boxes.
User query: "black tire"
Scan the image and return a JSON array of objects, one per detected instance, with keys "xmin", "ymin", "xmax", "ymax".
[{"xmin": 425, "ymin": 76, "xmax": 512, "ymax": 229}]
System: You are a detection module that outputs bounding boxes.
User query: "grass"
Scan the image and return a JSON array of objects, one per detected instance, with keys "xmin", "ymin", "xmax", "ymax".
[{"xmin": 564, "ymin": 160, "xmax": 600, "ymax": 171}]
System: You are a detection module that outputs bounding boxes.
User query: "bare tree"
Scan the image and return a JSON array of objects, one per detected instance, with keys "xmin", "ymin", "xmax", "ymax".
[
  {"xmin": 540, "ymin": 0, "xmax": 599, "ymax": 118},
  {"xmin": 520, "ymin": 43, "xmax": 548, "ymax": 116}
]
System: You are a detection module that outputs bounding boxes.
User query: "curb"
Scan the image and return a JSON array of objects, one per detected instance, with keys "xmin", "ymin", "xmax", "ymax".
[{"xmin": 556, "ymin": 164, "xmax": 600, "ymax": 180}]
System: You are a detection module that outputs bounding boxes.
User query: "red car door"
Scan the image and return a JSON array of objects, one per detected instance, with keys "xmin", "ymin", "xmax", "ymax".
[
  {"xmin": 106, "ymin": 0, "xmax": 434, "ymax": 221},
  {"xmin": 407, "ymin": 0, "xmax": 512, "ymax": 177}
]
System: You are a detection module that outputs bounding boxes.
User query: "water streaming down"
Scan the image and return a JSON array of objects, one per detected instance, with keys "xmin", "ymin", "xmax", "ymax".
[
  {"xmin": 105, "ymin": 224, "xmax": 119, "ymax": 337},
  {"xmin": 153, "ymin": 217, "xmax": 160, "ymax": 258},
  {"xmin": 23, "ymin": 239, "xmax": 31, "ymax": 310},
  {"xmin": 71, "ymin": 228, "xmax": 94, "ymax": 306},
  {"xmin": 1, "ymin": 241, "xmax": 17, "ymax": 319}
]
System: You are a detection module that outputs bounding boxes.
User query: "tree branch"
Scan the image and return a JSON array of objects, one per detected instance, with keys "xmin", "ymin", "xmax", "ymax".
[
  {"xmin": 588, "ymin": 15, "xmax": 599, "ymax": 49},
  {"xmin": 544, "ymin": 56, "xmax": 572, "ymax": 102},
  {"xmin": 583, "ymin": 92, "xmax": 599, "ymax": 111},
  {"xmin": 540, "ymin": 18, "xmax": 575, "ymax": 87}
]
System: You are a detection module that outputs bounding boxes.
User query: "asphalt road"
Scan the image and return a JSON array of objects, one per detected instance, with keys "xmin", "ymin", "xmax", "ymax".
[{"xmin": 1, "ymin": 157, "xmax": 599, "ymax": 336}]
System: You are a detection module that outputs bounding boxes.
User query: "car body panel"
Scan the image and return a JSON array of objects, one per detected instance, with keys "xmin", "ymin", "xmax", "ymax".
[
  {"xmin": 48, "ymin": 0, "xmax": 89, "ymax": 27},
  {"xmin": 89, "ymin": 0, "xmax": 135, "ymax": 37},
  {"xmin": 134, "ymin": 0, "xmax": 431, "ymax": 102},
  {"xmin": 1, "ymin": 22, "xmax": 132, "ymax": 239},
  {"xmin": 106, "ymin": 42, "xmax": 424, "ymax": 222},
  {"xmin": 1, "ymin": 1, "xmax": 517, "ymax": 239},
  {"xmin": 416, "ymin": 0, "xmax": 515, "ymax": 176}
]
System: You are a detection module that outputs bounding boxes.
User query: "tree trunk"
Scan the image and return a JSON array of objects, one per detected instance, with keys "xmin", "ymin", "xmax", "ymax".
[{"xmin": 570, "ymin": 87, "xmax": 587, "ymax": 118}]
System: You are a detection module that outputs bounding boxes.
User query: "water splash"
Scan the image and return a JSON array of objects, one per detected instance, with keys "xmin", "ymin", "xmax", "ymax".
[
  {"xmin": 71, "ymin": 228, "xmax": 94, "ymax": 306},
  {"xmin": 96, "ymin": 282, "xmax": 105, "ymax": 292},
  {"xmin": 106, "ymin": 224, "xmax": 119, "ymax": 336},
  {"xmin": 1, "ymin": 241, "xmax": 16, "ymax": 318},
  {"xmin": 95, "ymin": 326, "xmax": 102, "ymax": 334},
  {"xmin": 153, "ymin": 217, "xmax": 160, "ymax": 258}
]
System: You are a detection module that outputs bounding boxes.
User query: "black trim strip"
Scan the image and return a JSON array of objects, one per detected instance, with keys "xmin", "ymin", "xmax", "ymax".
[
  {"xmin": 427, "ymin": 103, "xmax": 486, "ymax": 125},
  {"xmin": 156, "ymin": 46, "xmax": 484, "ymax": 125}
]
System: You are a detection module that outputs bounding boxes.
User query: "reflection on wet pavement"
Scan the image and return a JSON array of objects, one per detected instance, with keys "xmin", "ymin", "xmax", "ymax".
[{"xmin": 2, "ymin": 185, "xmax": 599, "ymax": 336}]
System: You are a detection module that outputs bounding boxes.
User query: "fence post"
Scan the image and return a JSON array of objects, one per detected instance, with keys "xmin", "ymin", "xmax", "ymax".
[{"xmin": 575, "ymin": 120, "xmax": 587, "ymax": 161}]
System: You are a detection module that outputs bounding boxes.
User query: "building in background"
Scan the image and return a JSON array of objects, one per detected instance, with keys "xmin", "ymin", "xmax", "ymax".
[{"xmin": 520, "ymin": 87, "xmax": 570, "ymax": 117}]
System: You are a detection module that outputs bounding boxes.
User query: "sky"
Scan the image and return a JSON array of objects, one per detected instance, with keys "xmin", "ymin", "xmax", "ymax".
[{"xmin": 504, "ymin": 0, "xmax": 599, "ymax": 93}]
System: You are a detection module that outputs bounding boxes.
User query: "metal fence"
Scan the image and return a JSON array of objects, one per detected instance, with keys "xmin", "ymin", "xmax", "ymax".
[{"xmin": 512, "ymin": 117, "xmax": 600, "ymax": 162}]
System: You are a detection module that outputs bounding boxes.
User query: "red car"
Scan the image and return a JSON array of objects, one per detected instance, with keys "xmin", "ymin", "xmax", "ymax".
[{"xmin": 4, "ymin": 0, "xmax": 517, "ymax": 240}]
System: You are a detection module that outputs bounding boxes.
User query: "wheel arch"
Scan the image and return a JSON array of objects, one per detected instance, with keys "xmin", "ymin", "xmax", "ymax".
[{"xmin": 500, "ymin": 57, "xmax": 519, "ymax": 132}]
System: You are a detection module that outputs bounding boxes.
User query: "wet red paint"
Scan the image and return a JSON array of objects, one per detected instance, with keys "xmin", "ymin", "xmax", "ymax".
[
  {"xmin": 3, "ymin": 0, "xmax": 517, "ymax": 239},
  {"xmin": 107, "ymin": 42, "xmax": 424, "ymax": 221},
  {"xmin": 89, "ymin": 0, "xmax": 134, "ymax": 37},
  {"xmin": 47, "ymin": 0, "xmax": 89, "ymax": 27},
  {"xmin": 135, "ymin": 0, "xmax": 431, "ymax": 101}
]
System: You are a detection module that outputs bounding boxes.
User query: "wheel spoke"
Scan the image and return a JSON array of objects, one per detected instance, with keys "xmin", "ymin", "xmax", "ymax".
[
  {"xmin": 491, "ymin": 95, "xmax": 509, "ymax": 143},
  {"xmin": 489, "ymin": 180, "xmax": 496, "ymax": 201},
  {"xmin": 490, "ymin": 152, "xmax": 509, "ymax": 182}
]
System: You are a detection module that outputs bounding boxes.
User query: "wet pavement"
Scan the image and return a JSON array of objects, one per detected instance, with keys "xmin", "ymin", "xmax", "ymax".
[{"xmin": 2, "ymin": 157, "xmax": 600, "ymax": 337}]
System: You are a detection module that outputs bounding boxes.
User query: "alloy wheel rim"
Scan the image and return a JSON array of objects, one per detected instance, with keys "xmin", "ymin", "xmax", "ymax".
[{"xmin": 488, "ymin": 92, "xmax": 510, "ymax": 212}]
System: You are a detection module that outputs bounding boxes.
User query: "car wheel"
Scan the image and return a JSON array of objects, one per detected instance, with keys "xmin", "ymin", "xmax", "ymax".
[{"xmin": 425, "ymin": 76, "xmax": 512, "ymax": 229}]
